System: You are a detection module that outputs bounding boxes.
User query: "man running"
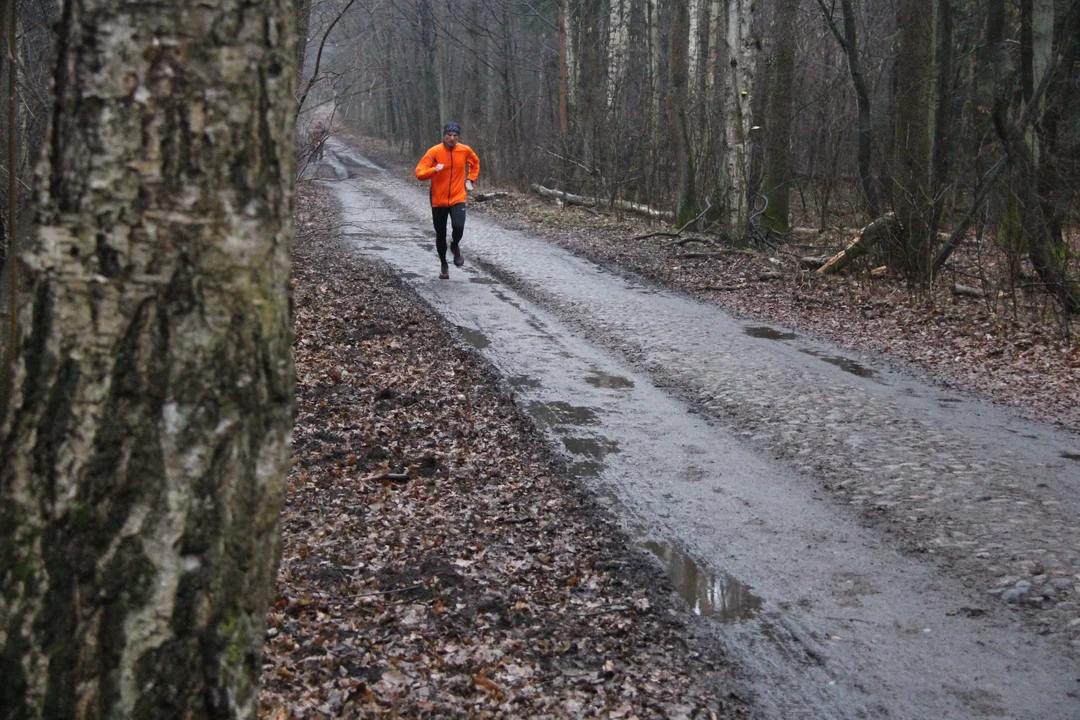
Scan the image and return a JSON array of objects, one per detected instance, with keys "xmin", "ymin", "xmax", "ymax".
[{"xmin": 414, "ymin": 122, "xmax": 480, "ymax": 279}]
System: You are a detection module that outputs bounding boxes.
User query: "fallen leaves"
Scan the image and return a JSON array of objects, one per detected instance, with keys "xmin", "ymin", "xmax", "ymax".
[{"xmin": 259, "ymin": 183, "xmax": 746, "ymax": 719}]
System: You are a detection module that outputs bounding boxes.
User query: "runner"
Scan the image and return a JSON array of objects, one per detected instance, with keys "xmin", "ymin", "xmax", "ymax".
[
  {"xmin": 310, "ymin": 120, "xmax": 328, "ymax": 161},
  {"xmin": 414, "ymin": 122, "xmax": 480, "ymax": 279}
]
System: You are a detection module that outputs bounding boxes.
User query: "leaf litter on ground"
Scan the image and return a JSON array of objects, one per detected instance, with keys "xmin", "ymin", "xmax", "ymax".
[{"xmin": 259, "ymin": 182, "xmax": 748, "ymax": 719}]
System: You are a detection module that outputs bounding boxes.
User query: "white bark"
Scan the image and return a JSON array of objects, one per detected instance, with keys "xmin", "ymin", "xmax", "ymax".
[
  {"xmin": 720, "ymin": 0, "xmax": 757, "ymax": 238},
  {"xmin": 606, "ymin": 0, "xmax": 630, "ymax": 107},
  {"xmin": 689, "ymin": 0, "xmax": 702, "ymax": 92},
  {"xmin": 648, "ymin": 0, "xmax": 662, "ymax": 122},
  {"xmin": 0, "ymin": 1, "xmax": 296, "ymax": 716}
]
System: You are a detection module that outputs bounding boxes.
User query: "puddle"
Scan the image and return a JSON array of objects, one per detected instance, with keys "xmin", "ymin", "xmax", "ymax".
[
  {"xmin": 400, "ymin": 271, "xmax": 421, "ymax": 280},
  {"xmin": 568, "ymin": 460, "xmax": 605, "ymax": 478},
  {"xmin": 365, "ymin": 245, "xmax": 389, "ymax": 251},
  {"xmin": 801, "ymin": 349, "xmax": 875, "ymax": 378},
  {"xmin": 584, "ymin": 372, "xmax": 635, "ymax": 390},
  {"xmin": 561, "ymin": 436, "xmax": 619, "ymax": 460},
  {"xmin": 458, "ymin": 326, "xmax": 490, "ymax": 350},
  {"xmin": 509, "ymin": 375, "xmax": 542, "ymax": 389},
  {"xmin": 745, "ymin": 326, "xmax": 798, "ymax": 341},
  {"xmin": 643, "ymin": 540, "xmax": 762, "ymax": 621},
  {"xmin": 469, "ymin": 277, "xmax": 500, "ymax": 286},
  {"xmin": 1062, "ymin": 452, "xmax": 1080, "ymax": 461},
  {"xmin": 527, "ymin": 401, "xmax": 600, "ymax": 427}
]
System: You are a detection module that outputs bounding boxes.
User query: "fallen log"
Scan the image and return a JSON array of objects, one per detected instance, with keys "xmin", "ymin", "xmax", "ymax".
[
  {"xmin": 953, "ymin": 283, "xmax": 985, "ymax": 298},
  {"xmin": 817, "ymin": 213, "xmax": 899, "ymax": 275},
  {"xmin": 758, "ymin": 270, "xmax": 783, "ymax": 281},
  {"xmin": 472, "ymin": 191, "xmax": 510, "ymax": 202},
  {"xmin": 531, "ymin": 184, "xmax": 674, "ymax": 220}
]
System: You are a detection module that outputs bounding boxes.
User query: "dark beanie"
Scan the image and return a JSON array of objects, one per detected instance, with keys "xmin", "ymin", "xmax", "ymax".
[{"xmin": 443, "ymin": 122, "xmax": 461, "ymax": 134}]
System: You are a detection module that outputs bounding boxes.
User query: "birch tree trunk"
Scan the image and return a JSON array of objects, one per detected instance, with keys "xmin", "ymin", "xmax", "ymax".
[
  {"xmin": 689, "ymin": 0, "xmax": 702, "ymax": 95},
  {"xmin": 894, "ymin": 0, "xmax": 935, "ymax": 279},
  {"xmin": 606, "ymin": 0, "xmax": 630, "ymax": 108},
  {"xmin": 648, "ymin": 0, "xmax": 662, "ymax": 125},
  {"xmin": 720, "ymin": 0, "xmax": 757, "ymax": 241},
  {"xmin": 0, "ymin": 0, "xmax": 296, "ymax": 717}
]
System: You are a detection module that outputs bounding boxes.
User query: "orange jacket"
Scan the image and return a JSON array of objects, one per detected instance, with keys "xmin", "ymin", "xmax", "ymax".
[{"xmin": 415, "ymin": 142, "xmax": 480, "ymax": 207}]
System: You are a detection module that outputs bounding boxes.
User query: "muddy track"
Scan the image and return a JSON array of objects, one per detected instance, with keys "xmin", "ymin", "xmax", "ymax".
[{"xmin": 315, "ymin": 140, "xmax": 1080, "ymax": 719}]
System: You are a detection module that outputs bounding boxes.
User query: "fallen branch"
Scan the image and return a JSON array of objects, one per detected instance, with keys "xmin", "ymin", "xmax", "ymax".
[
  {"xmin": 697, "ymin": 284, "xmax": 748, "ymax": 291},
  {"xmin": 817, "ymin": 213, "xmax": 899, "ymax": 275},
  {"xmin": 472, "ymin": 191, "xmax": 509, "ymax": 202},
  {"xmin": 531, "ymin": 184, "xmax": 674, "ymax": 220},
  {"xmin": 360, "ymin": 471, "xmax": 411, "ymax": 483},
  {"xmin": 672, "ymin": 236, "xmax": 718, "ymax": 247},
  {"xmin": 953, "ymin": 283, "xmax": 986, "ymax": 298}
]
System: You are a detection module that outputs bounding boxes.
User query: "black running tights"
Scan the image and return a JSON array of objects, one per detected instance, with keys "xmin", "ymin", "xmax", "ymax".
[{"xmin": 431, "ymin": 203, "xmax": 466, "ymax": 263}]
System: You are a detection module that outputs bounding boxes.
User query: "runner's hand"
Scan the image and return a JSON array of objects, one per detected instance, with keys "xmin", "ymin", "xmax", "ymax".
[
  {"xmin": 465, "ymin": 179, "xmax": 473, "ymax": 191},
  {"xmin": 434, "ymin": 163, "xmax": 444, "ymax": 172}
]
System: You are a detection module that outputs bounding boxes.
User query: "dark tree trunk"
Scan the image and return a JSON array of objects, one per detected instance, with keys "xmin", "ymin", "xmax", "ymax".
[
  {"xmin": 761, "ymin": 0, "xmax": 799, "ymax": 231},
  {"xmin": 0, "ymin": 0, "xmax": 296, "ymax": 717},
  {"xmin": 930, "ymin": 0, "xmax": 954, "ymax": 237},
  {"xmin": 894, "ymin": 0, "xmax": 935, "ymax": 280},
  {"xmin": 670, "ymin": 0, "xmax": 698, "ymax": 227},
  {"xmin": 840, "ymin": 0, "xmax": 879, "ymax": 217}
]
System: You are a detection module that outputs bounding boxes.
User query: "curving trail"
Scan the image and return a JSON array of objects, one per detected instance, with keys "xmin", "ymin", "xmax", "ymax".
[{"xmin": 319, "ymin": 140, "xmax": 1080, "ymax": 719}]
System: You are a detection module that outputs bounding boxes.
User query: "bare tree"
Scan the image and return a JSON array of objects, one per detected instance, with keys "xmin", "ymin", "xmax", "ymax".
[
  {"xmin": 761, "ymin": 0, "xmax": 799, "ymax": 231},
  {"xmin": 893, "ymin": 0, "xmax": 935, "ymax": 279}
]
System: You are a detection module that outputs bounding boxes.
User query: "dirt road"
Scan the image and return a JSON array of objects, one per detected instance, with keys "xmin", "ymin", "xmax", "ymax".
[{"xmin": 319, "ymin": 141, "xmax": 1080, "ymax": 719}]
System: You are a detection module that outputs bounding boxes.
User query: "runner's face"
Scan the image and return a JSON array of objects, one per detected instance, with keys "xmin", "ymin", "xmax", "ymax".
[{"xmin": 443, "ymin": 132, "xmax": 459, "ymax": 148}]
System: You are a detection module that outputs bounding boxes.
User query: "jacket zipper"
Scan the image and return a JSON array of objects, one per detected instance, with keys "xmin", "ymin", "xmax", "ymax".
[{"xmin": 448, "ymin": 148, "xmax": 453, "ymax": 206}]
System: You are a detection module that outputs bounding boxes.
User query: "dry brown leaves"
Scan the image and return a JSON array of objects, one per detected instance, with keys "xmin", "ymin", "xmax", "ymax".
[{"xmin": 258, "ymin": 183, "xmax": 746, "ymax": 719}]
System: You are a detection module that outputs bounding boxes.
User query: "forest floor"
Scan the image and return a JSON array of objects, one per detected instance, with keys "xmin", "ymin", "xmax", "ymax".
[
  {"xmin": 258, "ymin": 183, "xmax": 748, "ymax": 719},
  {"xmin": 353, "ymin": 136, "xmax": 1080, "ymax": 434},
  {"xmin": 260, "ymin": 136, "xmax": 1080, "ymax": 718}
]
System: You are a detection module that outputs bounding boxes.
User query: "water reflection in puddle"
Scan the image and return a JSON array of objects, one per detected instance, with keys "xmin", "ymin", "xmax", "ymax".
[
  {"xmin": 528, "ymin": 401, "xmax": 600, "ymax": 427},
  {"xmin": 801, "ymin": 349, "xmax": 875, "ymax": 378},
  {"xmin": 365, "ymin": 245, "xmax": 389, "ymax": 251},
  {"xmin": 643, "ymin": 540, "xmax": 762, "ymax": 621},
  {"xmin": 469, "ymin": 277, "xmax": 500, "ymax": 285},
  {"xmin": 584, "ymin": 372, "xmax": 635, "ymax": 389},
  {"xmin": 562, "ymin": 436, "xmax": 619, "ymax": 460},
  {"xmin": 458, "ymin": 327, "xmax": 490, "ymax": 349},
  {"xmin": 745, "ymin": 326, "xmax": 797, "ymax": 341}
]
